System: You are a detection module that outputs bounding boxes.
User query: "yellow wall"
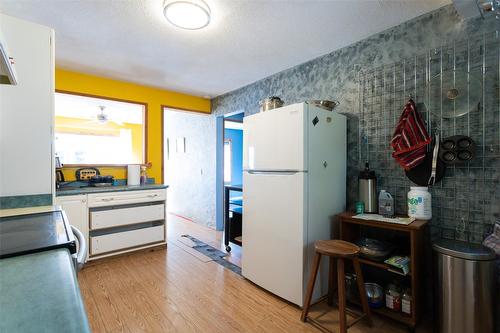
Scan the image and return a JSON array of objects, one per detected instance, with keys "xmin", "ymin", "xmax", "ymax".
[{"xmin": 55, "ymin": 68, "xmax": 211, "ymax": 183}]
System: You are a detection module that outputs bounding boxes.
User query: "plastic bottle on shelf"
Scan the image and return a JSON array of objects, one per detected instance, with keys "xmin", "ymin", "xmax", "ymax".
[{"xmin": 378, "ymin": 190, "xmax": 394, "ymax": 217}]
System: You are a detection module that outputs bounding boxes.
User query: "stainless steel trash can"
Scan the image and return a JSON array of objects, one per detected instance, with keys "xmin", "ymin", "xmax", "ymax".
[{"xmin": 433, "ymin": 239, "xmax": 497, "ymax": 333}]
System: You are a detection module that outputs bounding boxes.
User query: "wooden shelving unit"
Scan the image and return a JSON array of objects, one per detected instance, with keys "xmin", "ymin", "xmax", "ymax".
[{"xmin": 338, "ymin": 212, "xmax": 428, "ymax": 329}]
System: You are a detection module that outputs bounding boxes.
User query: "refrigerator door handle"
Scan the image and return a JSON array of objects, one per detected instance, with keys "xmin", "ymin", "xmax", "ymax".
[{"xmin": 246, "ymin": 170, "xmax": 304, "ymax": 175}]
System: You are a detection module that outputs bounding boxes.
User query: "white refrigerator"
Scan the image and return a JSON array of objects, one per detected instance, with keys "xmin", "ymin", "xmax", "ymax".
[{"xmin": 242, "ymin": 102, "xmax": 346, "ymax": 306}]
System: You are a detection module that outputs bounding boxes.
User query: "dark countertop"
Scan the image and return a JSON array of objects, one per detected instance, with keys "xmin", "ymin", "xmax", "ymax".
[
  {"xmin": 56, "ymin": 184, "xmax": 169, "ymax": 196},
  {"xmin": 0, "ymin": 249, "xmax": 90, "ymax": 333}
]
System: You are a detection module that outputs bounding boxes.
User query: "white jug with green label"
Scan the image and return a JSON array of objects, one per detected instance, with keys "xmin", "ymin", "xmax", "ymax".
[{"xmin": 407, "ymin": 187, "xmax": 432, "ymax": 220}]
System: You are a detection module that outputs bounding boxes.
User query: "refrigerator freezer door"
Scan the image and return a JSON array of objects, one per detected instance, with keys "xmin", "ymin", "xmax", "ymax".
[
  {"xmin": 243, "ymin": 103, "xmax": 306, "ymax": 171},
  {"xmin": 242, "ymin": 171, "xmax": 306, "ymax": 306}
]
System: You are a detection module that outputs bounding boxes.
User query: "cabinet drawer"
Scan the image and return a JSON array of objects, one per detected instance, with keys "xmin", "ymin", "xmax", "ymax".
[
  {"xmin": 90, "ymin": 204, "xmax": 165, "ymax": 230},
  {"xmin": 88, "ymin": 189, "xmax": 166, "ymax": 207},
  {"xmin": 90, "ymin": 225, "xmax": 165, "ymax": 255}
]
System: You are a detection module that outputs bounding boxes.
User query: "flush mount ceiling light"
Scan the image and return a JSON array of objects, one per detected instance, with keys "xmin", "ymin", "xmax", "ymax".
[{"xmin": 163, "ymin": 0, "xmax": 211, "ymax": 30}]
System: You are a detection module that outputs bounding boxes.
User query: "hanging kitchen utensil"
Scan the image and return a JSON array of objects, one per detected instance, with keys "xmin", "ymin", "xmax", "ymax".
[
  {"xmin": 424, "ymin": 68, "xmax": 482, "ymax": 119},
  {"xmin": 428, "ymin": 133, "xmax": 440, "ymax": 186},
  {"xmin": 405, "ymin": 135, "xmax": 446, "ymax": 186},
  {"xmin": 439, "ymin": 135, "xmax": 476, "ymax": 165}
]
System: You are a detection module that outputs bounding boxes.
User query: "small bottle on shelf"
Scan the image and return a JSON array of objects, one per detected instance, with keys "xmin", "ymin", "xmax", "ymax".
[
  {"xmin": 140, "ymin": 165, "xmax": 147, "ymax": 185},
  {"xmin": 385, "ymin": 283, "xmax": 401, "ymax": 312},
  {"xmin": 401, "ymin": 288, "xmax": 412, "ymax": 315}
]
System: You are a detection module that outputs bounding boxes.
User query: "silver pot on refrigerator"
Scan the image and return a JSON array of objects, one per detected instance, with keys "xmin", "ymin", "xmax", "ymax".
[
  {"xmin": 358, "ymin": 162, "xmax": 377, "ymax": 213},
  {"xmin": 259, "ymin": 96, "xmax": 284, "ymax": 112}
]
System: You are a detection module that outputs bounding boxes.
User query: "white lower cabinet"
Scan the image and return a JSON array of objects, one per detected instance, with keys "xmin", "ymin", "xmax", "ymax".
[
  {"xmin": 56, "ymin": 189, "xmax": 167, "ymax": 261},
  {"xmin": 90, "ymin": 204, "xmax": 165, "ymax": 230},
  {"xmin": 87, "ymin": 189, "xmax": 166, "ymax": 207},
  {"xmin": 55, "ymin": 194, "xmax": 89, "ymax": 261},
  {"xmin": 91, "ymin": 225, "xmax": 165, "ymax": 255}
]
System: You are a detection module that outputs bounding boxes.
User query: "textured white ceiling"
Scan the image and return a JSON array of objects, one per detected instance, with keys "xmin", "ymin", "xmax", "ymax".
[{"xmin": 0, "ymin": 0, "xmax": 450, "ymax": 97}]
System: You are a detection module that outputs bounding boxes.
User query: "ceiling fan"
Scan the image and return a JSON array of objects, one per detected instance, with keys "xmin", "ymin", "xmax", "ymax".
[
  {"xmin": 97, "ymin": 105, "xmax": 109, "ymax": 123},
  {"xmin": 90, "ymin": 106, "xmax": 123, "ymax": 126}
]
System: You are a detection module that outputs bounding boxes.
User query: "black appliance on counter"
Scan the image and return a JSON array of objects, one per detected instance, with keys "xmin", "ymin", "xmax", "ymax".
[
  {"xmin": 0, "ymin": 211, "xmax": 76, "ymax": 259},
  {"xmin": 55, "ymin": 156, "xmax": 65, "ymax": 189},
  {"xmin": 0, "ymin": 210, "xmax": 87, "ymax": 270},
  {"xmin": 89, "ymin": 175, "xmax": 114, "ymax": 187},
  {"xmin": 74, "ymin": 167, "xmax": 114, "ymax": 187},
  {"xmin": 55, "ymin": 170, "xmax": 65, "ymax": 187}
]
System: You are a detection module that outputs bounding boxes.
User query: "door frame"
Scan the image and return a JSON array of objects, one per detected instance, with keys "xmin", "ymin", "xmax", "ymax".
[{"xmin": 215, "ymin": 110, "xmax": 244, "ymax": 231}]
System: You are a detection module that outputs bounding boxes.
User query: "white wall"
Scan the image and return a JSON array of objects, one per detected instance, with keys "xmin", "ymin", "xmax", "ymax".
[
  {"xmin": 164, "ymin": 109, "xmax": 216, "ymax": 228},
  {"xmin": 0, "ymin": 13, "xmax": 54, "ymax": 197}
]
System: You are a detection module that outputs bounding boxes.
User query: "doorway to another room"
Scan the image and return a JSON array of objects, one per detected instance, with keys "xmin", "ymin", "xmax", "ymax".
[
  {"xmin": 162, "ymin": 107, "xmax": 217, "ymax": 229},
  {"xmin": 162, "ymin": 107, "xmax": 243, "ymax": 265},
  {"xmin": 221, "ymin": 113, "xmax": 244, "ymax": 252}
]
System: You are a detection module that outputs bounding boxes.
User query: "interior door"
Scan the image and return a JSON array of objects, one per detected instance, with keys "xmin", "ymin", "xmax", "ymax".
[
  {"xmin": 243, "ymin": 103, "xmax": 306, "ymax": 171},
  {"xmin": 242, "ymin": 171, "xmax": 306, "ymax": 306}
]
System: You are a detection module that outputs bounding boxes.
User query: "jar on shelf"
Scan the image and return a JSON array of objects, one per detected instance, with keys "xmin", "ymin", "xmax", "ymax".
[
  {"xmin": 401, "ymin": 288, "xmax": 412, "ymax": 315},
  {"xmin": 385, "ymin": 283, "xmax": 401, "ymax": 311},
  {"xmin": 345, "ymin": 273, "xmax": 358, "ymax": 301}
]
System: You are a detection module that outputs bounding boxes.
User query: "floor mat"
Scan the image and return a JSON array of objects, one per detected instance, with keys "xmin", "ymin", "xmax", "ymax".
[
  {"xmin": 172, "ymin": 239, "xmax": 213, "ymax": 262},
  {"xmin": 181, "ymin": 234, "xmax": 241, "ymax": 275},
  {"xmin": 177, "ymin": 236, "xmax": 197, "ymax": 248}
]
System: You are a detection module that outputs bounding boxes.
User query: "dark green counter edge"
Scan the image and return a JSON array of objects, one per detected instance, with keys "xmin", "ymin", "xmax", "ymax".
[
  {"xmin": 56, "ymin": 184, "xmax": 169, "ymax": 196},
  {"xmin": 0, "ymin": 194, "xmax": 53, "ymax": 209}
]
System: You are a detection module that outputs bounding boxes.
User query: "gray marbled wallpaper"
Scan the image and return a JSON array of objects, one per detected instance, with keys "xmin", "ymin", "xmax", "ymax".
[{"xmin": 212, "ymin": 5, "xmax": 499, "ymax": 243}]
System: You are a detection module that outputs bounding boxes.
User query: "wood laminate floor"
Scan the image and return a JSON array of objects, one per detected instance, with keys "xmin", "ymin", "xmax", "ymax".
[{"xmin": 78, "ymin": 214, "xmax": 429, "ymax": 333}]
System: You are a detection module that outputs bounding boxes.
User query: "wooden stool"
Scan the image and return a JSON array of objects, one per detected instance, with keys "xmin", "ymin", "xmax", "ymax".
[{"xmin": 301, "ymin": 240, "xmax": 372, "ymax": 333}]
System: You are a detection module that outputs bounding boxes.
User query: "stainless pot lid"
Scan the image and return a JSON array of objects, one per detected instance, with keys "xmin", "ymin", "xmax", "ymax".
[
  {"xmin": 432, "ymin": 238, "xmax": 496, "ymax": 261},
  {"xmin": 424, "ymin": 68, "xmax": 482, "ymax": 119}
]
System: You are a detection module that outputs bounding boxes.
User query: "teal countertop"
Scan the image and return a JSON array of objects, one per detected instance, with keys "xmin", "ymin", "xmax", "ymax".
[
  {"xmin": 0, "ymin": 249, "xmax": 90, "ymax": 333},
  {"xmin": 56, "ymin": 183, "xmax": 169, "ymax": 196}
]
